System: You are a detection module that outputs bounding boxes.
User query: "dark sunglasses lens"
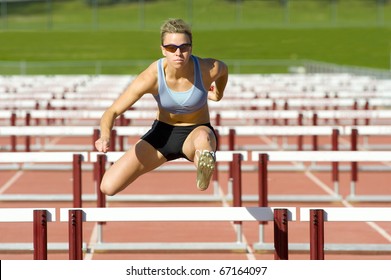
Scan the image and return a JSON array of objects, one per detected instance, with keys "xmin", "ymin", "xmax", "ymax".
[
  {"xmin": 164, "ymin": 44, "xmax": 191, "ymax": 53},
  {"xmin": 165, "ymin": 46, "xmax": 177, "ymax": 53},
  {"xmin": 180, "ymin": 45, "xmax": 190, "ymax": 52}
]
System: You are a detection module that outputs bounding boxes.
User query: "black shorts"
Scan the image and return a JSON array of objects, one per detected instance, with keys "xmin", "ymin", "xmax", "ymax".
[{"xmin": 141, "ymin": 120, "xmax": 217, "ymax": 161}]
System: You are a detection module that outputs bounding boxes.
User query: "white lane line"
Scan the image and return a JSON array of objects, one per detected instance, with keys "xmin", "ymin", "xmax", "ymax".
[
  {"xmin": 217, "ymin": 182, "xmax": 256, "ymax": 260},
  {"xmin": 365, "ymin": 221, "xmax": 391, "ymax": 242},
  {"xmin": 303, "ymin": 168, "xmax": 336, "ymax": 196},
  {"xmin": 0, "ymin": 170, "xmax": 24, "ymax": 194},
  {"xmin": 84, "ymin": 223, "xmax": 99, "ymax": 260}
]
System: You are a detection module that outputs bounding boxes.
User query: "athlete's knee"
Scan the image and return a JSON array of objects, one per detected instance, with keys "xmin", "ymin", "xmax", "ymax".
[
  {"xmin": 194, "ymin": 129, "xmax": 217, "ymax": 150},
  {"xmin": 100, "ymin": 184, "xmax": 115, "ymax": 196},
  {"xmin": 100, "ymin": 177, "xmax": 118, "ymax": 196},
  {"xmin": 194, "ymin": 129, "xmax": 212, "ymax": 143}
]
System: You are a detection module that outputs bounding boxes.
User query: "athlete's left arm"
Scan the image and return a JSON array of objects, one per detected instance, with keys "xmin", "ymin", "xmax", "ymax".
[{"xmin": 205, "ymin": 59, "xmax": 228, "ymax": 102}]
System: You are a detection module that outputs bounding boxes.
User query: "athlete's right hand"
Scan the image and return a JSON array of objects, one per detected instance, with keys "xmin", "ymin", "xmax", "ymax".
[{"xmin": 95, "ymin": 137, "xmax": 110, "ymax": 153}]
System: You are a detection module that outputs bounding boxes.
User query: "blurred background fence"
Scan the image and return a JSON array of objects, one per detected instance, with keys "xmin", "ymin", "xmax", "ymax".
[
  {"xmin": 1, "ymin": 0, "xmax": 390, "ymax": 31},
  {"xmin": 1, "ymin": 59, "xmax": 390, "ymax": 78}
]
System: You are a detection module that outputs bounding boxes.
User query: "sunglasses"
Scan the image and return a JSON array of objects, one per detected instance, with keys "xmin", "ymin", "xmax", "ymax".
[{"xmin": 163, "ymin": 43, "xmax": 192, "ymax": 53}]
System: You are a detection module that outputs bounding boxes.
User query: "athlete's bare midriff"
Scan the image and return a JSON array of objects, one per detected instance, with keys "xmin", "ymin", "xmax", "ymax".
[{"xmin": 156, "ymin": 103, "xmax": 211, "ymax": 126}]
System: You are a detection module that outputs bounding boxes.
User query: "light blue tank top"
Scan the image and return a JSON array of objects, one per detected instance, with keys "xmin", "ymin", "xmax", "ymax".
[{"xmin": 154, "ymin": 55, "xmax": 207, "ymax": 114}]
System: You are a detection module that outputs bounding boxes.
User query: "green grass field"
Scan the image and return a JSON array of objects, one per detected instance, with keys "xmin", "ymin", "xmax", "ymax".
[{"xmin": 0, "ymin": 0, "xmax": 390, "ymax": 74}]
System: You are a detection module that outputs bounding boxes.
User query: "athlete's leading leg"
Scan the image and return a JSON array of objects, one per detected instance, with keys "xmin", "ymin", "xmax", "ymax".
[
  {"xmin": 100, "ymin": 139, "xmax": 167, "ymax": 196},
  {"xmin": 182, "ymin": 126, "xmax": 217, "ymax": 191}
]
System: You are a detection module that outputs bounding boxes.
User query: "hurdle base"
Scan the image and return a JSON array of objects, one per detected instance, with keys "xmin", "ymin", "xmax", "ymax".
[
  {"xmin": 253, "ymin": 243, "xmax": 391, "ymax": 254},
  {"xmin": 91, "ymin": 242, "xmax": 248, "ymax": 252},
  {"xmin": 346, "ymin": 195, "xmax": 391, "ymax": 202},
  {"xmin": 0, "ymin": 164, "xmax": 20, "ymax": 170},
  {"xmin": 253, "ymin": 242, "xmax": 310, "ymax": 252},
  {"xmin": 30, "ymin": 144, "xmax": 92, "ymax": 151},
  {"xmin": 0, "ymin": 193, "xmax": 343, "ymax": 203},
  {"xmin": 323, "ymin": 243, "xmax": 391, "ymax": 253},
  {"xmin": 0, "ymin": 194, "xmax": 76, "ymax": 202},
  {"xmin": 0, "ymin": 242, "xmax": 86, "ymax": 252},
  {"xmin": 106, "ymin": 194, "xmax": 223, "ymax": 202},
  {"xmin": 0, "ymin": 194, "xmax": 223, "ymax": 202},
  {"xmin": 361, "ymin": 144, "xmax": 391, "ymax": 151},
  {"xmin": 235, "ymin": 144, "xmax": 279, "ymax": 151},
  {"xmin": 225, "ymin": 194, "xmax": 342, "ymax": 203},
  {"xmin": 5, "ymin": 163, "xmax": 94, "ymax": 171}
]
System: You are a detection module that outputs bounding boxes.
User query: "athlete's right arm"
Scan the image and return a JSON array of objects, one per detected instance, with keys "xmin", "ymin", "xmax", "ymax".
[{"xmin": 95, "ymin": 62, "xmax": 158, "ymax": 153}]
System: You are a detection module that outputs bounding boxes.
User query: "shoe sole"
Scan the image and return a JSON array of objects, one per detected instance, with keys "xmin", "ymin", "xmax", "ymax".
[{"xmin": 196, "ymin": 151, "xmax": 215, "ymax": 191}]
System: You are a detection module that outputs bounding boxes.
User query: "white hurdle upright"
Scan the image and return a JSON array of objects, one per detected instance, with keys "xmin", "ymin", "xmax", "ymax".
[
  {"xmin": 60, "ymin": 206, "xmax": 296, "ymax": 260},
  {"xmin": 300, "ymin": 207, "xmax": 391, "ymax": 259},
  {"xmin": 0, "ymin": 208, "xmax": 56, "ymax": 259},
  {"xmin": 251, "ymin": 151, "xmax": 391, "ymax": 202}
]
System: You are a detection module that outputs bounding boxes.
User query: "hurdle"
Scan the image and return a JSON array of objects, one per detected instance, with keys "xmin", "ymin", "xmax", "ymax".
[
  {"xmin": 312, "ymin": 110, "xmax": 391, "ymax": 125},
  {"xmin": 0, "ymin": 124, "xmax": 356, "ymax": 153},
  {"xmin": 114, "ymin": 125, "xmax": 344, "ymax": 158},
  {"xmin": 0, "ymin": 126, "xmax": 96, "ymax": 151},
  {"xmin": 0, "ymin": 111, "xmax": 15, "ymax": 119},
  {"xmin": 109, "ymin": 125, "xmax": 341, "ymax": 152},
  {"xmin": 89, "ymin": 151, "xmax": 248, "ymax": 202},
  {"xmin": 0, "ymin": 99, "xmax": 41, "ymax": 110},
  {"xmin": 0, "ymin": 125, "xmax": 145, "ymax": 152},
  {"xmin": 346, "ymin": 125, "xmax": 391, "ymax": 151},
  {"xmin": 59, "ymin": 206, "xmax": 296, "ymax": 259},
  {"xmin": 0, "ymin": 110, "xmax": 104, "ymax": 126},
  {"xmin": 216, "ymin": 125, "xmax": 343, "ymax": 152},
  {"xmin": 37, "ymin": 98, "xmax": 275, "ymax": 111},
  {"xmin": 300, "ymin": 207, "xmax": 391, "ymax": 259},
  {"xmin": 0, "ymin": 152, "xmax": 87, "ymax": 205},
  {"xmin": 251, "ymin": 151, "xmax": 391, "ymax": 202},
  {"xmin": 0, "ymin": 208, "xmax": 56, "ymax": 259},
  {"xmin": 6, "ymin": 124, "xmax": 391, "ymax": 153},
  {"xmin": 345, "ymin": 128, "xmax": 391, "ymax": 202},
  {"xmin": 211, "ymin": 110, "xmax": 302, "ymax": 126},
  {"xmin": 89, "ymin": 152, "xmax": 249, "ymax": 249}
]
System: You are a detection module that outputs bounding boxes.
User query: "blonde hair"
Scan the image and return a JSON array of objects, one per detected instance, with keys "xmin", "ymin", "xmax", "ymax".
[{"xmin": 160, "ymin": 18, "xmax": 192, "ymax": 45}]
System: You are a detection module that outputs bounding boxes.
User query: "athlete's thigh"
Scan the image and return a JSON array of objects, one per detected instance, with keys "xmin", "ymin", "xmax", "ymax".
[
  {"xmin": 182, "ymin": 125, "xmax": 217, "ymax": 161},
  {"xmin": 102, "ymin": 139, "xmax": 166, "ymax": 192}
]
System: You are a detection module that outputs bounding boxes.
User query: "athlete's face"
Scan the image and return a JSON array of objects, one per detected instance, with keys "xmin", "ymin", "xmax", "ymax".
[{"xmin": 161, "ymin": 33, "xmax": 192, "ymax": 67}]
